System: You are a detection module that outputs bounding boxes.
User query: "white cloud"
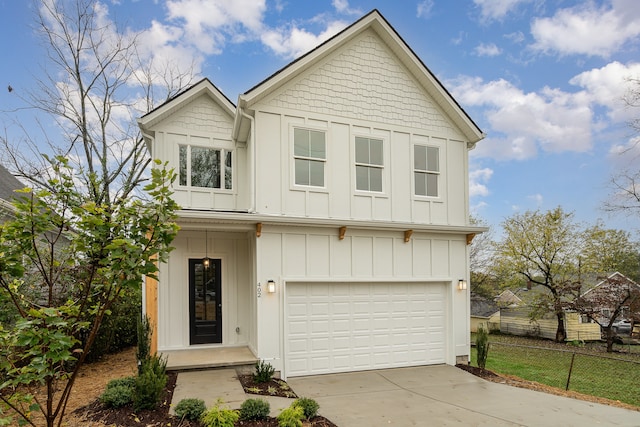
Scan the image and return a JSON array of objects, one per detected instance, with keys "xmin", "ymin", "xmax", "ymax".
[
  {"xmin": 469, "ymin": 167, "xmax": 493, "ymax": 197},
  {"xmin": 530, "ymin": 0, "xmax": 640, "ymax": 58},
  {"xmin": 474, "ymin": 42, "xmax": 502, "ymax": 57},
  {"xmin": 527, "ymin": 193, "xmax": 543, "ymax": 206},
  {"xmin": 417, "ymin": 0, "xmax": 434, "ymax": 19},
  {"xmin": 473, "ymin": 0, "xmax": 531, "ymax": 22},
  {"xmin": 261, "ymin": 20, "xmax": 347, "ymax": 59},
  {"xmin": 332, "ymin": 0, "xmax": 361, "ymax": 16},
  {"xmin": 452, "ymin": 76, "xmax": 593, "ymax": 160}
]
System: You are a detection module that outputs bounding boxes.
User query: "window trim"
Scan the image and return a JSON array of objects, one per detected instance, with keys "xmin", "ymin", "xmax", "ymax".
[
  {"xmin": 413, "ymin": 143, "xmax": 440, "ymax": 198},
  {"xmin": 354, "ymin": 135, "xmax": 385, "ymax": 194},
  {"xmin": 178, "ymin": 143, "xmax": 234, "ymax": 191},
  {"xmin": 291, "ymin": 126, "xmax": 328, "ymax": 190}
]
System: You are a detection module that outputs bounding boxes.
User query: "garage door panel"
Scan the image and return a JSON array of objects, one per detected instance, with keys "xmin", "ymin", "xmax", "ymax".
[{"xmin": 286, "ymin": 282, "xmax": 447, "ymax": 377}]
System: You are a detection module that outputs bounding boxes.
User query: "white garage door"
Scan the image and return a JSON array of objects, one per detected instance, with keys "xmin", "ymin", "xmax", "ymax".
[{"xmin": 285, "ymin": 282, "xmax": 446, "ymax": 377}]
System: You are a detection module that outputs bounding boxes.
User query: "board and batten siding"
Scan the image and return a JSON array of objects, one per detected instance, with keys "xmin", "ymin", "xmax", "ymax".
[
  {"xmin": 251, "ymin": 28, "xmax": 470, "ymax": 225},
  {"xmin": 254, "ymin": 225, "xmax": 470, "ymax": 372}
]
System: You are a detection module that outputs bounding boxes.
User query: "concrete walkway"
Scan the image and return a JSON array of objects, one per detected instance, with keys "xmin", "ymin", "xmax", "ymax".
[{"xmin": 172, "ymin": 365, "xmax": 640, "ymax": 426}]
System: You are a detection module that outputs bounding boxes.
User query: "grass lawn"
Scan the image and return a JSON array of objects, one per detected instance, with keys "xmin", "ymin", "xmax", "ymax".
[{"xmin": 470, "ymin": 336, "xmax": 640, "ymax": 408}]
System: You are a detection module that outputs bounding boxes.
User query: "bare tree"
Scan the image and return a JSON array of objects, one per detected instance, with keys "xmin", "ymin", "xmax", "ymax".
[
  {"xmin": 574, "ymin": 273, "xmax": 640, "ymax": 352},
  {"xmin": 2, "ymin": 0, "xmax": 194, "ymax": 203}
]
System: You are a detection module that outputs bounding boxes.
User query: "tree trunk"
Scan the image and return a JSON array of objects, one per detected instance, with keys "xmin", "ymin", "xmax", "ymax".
[
  {"xmin": 605, "ymin": 327, "xmax": 615, "ymax": 353},
  {"xmin": 555, "ymin": 311, "xmax": 566, "ymax": 343}
]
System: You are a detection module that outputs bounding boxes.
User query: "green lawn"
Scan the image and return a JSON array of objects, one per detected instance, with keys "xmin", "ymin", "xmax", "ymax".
[{"xmin": 470, "ymin": 339, "xmax": 640, "ymax": 408}]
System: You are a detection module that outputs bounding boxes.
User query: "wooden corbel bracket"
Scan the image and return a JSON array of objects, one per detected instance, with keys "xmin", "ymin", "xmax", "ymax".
[
  {"xmin": 404, "ymin": 229, "xmax": 413, "ymax": 243},
  {"xmin": 339, "ymin": 226, "xmax": 347, "ymax": 240},
  {"xmin": 256, "ymin": 223, "xmax": 262, "ymax": 238},
  {"xmin": 466, "ymin": 233, "xmax": 476, "ymax": 245}
]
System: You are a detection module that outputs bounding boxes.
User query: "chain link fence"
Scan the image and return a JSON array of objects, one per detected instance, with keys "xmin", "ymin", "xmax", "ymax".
[{"xmin": 481, "ymin": 342, "xmax": 640, "ymax": 407}]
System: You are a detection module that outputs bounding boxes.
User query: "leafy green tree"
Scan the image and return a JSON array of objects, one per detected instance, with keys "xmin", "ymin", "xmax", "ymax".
[
  {"xmin": 580, "ymin": 222, "xmax": 640, "ymax": 282},
  {"xmin": 493, "ymin": 207, "xmax": 582, "ymax": 342},
  {"xmin": 0, "ymin": 158, "xmax": 178, "ymax": 427}
]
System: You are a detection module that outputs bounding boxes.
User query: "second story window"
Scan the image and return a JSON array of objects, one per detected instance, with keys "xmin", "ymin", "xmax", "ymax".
[
  {"xmin": 355, "ymin": 136, "xmax": 383, "ymax": 192},
  {"xmin": 414, "ymin": 145, "xmax": 439, "ymax": 197},
  {"xmin": 179, "ymin": 145, "xmax": 232, "ymax": 190},
  {"xmin": 294, "ymin": 128, "xmax": 326, "ymax": 187}
]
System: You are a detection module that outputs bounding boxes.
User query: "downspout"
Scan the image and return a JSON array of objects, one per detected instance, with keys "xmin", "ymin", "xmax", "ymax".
[{"xmin": 240, "ymin": 108, "xmax": 256, "ymax": 213}]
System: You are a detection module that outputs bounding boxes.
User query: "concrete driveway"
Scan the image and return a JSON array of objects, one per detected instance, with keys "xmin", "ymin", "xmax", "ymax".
[{"xmin": 286, "ymin": 365, "xmax": 640, "ymax": 427}]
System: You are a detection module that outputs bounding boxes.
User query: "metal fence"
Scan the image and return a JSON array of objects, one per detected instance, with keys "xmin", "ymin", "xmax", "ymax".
[{"xmin": 482, "ymin": 342, "xmax": 640, "ymax": 407}]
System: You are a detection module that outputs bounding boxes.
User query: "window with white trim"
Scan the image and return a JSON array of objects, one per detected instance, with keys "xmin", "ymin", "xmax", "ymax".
[
  {"xmin": 179, "ymin": 145, "xmax": 232, "ymax": 190},
  {"xmin": 294, "ymin": 128, "xmax": 326, "ymax": 187},
  {"xmin": 355, "ymin": 136, "xmax": 383, "ymax": 192},
  {"xmin": 414, "ymin": 145, "xmax": 439, "ymax": 197}
]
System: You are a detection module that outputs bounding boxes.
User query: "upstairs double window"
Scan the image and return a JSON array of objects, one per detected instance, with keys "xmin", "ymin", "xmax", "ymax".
[
  {"xmin": 414, "ymin": 145, "xmax": 439, "ymax": 197},
  {"xmin": 179, "ymin": 145, "xmax": 232, "ymax": 190},
  {"xmin": 294, "ymin": 128, "xmax": 326, "ymax": 187},
  {"xmin": 355, "ymin": 137, "xmax": 384, "ymax": 192}
]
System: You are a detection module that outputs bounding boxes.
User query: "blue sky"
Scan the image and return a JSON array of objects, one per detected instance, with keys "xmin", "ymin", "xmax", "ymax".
[{"xmin": 1, "ymin": 0, "xmax": 639, "ymax": 234}]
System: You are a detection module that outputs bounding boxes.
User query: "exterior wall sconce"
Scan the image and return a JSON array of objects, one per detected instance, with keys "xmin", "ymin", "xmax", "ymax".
[
  {"xmin": 267, "ymin": 280, "xmax": 276, "ymax": 293},
  {"xmin": 458, "ymin": 279, "xmax": 467, "ymax": 291},
  {"xmin": 203, "ymin": 229, "xmax": 210, "ymax": 269}
]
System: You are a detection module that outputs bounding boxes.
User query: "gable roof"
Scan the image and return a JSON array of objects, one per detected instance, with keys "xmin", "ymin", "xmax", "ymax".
[
  {"xmin": 138, "ymin": 78, "xmax": 236, "ymax": 143},
  {"xmin": 581, "ymin": 271, "xmax": 640, "ymax": 298},
  {"xmin": 234, "ymin": 9, "xmax": 484, "ymax": 144},
  {"xmin": 0, "ymin": 163, "xmax": 25, "ymax": 202},
  {"xmin": 471, "ymin": 293, "xmax": 500, "ymax": 318}
]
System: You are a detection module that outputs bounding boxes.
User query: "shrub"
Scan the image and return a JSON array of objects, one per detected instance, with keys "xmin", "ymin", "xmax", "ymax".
[
  {"xmin": 137, "ymin": 315, "xmax": 152, "ymax": 374},
  {"xmin": 100, "ymin": 385, "xmax": 133, "ymax": 408},
  {"xmin": 100, "ymin": 375, "xmax": 136, "ymax": 408},
  {"xmin": 239, "ymin": 398, "xmax": 270, "ymax": 420},
  {"xmin": 292, "ymin": 397, "xmax": 319, "ymax": 419},
  {"xmin": 174, "ymin": 398, "xmax": 206, "ymax": 421},
  {"xmin": 132, "ymin": 355, "xmax": 167, "ymax": 411},
  {"xmin": 106, "ymin": 376, "xmax": 136, "ymax": 390},
  {"xmin": 201, "ymin": 400, "xmax": 239, "ymax": 427},
  {"xmin": 277, "ymin": 405, "xmax": 304, "ymax": 427},
  {"xmin": 253, "ymin": 360, "xmax": 275, "ymax": 383},
  {"xmin": 476, "ymin": 324, "xmax": 489, "ymax": 369}
]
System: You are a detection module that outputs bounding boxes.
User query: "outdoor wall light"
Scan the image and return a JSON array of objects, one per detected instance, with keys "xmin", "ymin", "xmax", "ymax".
[
  {"xmin": 267, "ymin": 280, "xmax": 276, "ymax": 293},
  {"xmin": 203, "ymin": 229, "xmax": 210, "ymax": 269},
  {"xmin": 458, "ymin": 279, "xmax": 467, "ymax": 291}
]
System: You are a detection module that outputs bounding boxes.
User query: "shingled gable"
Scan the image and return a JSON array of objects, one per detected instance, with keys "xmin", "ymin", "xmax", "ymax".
[
  {"xmin": 233, "ymin": 9, "xmax": 484, "ymax": 145},
  {"xmin": 138, "ymin": 78, "xmax": 236, "ymax": 149}
]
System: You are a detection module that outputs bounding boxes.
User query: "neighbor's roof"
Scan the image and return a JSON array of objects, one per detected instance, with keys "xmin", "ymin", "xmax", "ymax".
[{"xmin": 0, "ymin": 163, "xmax": 25, "ymax": 202}]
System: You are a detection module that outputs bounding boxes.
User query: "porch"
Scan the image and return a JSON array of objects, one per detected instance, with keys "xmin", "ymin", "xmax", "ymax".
[{"xmin": 161, "ymin": 346, "xmax": 258, "ymax": 371}]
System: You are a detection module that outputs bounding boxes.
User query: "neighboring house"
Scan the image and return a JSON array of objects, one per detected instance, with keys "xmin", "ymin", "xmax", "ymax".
[
  {"xmin": 0, "ymin": 163, "xmax": 26, "ymax": 222},
  {"xmin": 470, "ymin": 293, "xmax": 500, "ymax": 333},
  {"xmin": 494, "ymin": 289, "xmax": 522, "ymax": 307},
  {"xmin": 579, "ymin": 272, "xmax": 640, "ymax": 328},
  {"xmin": 138, "ymin": 10, "xmax": 485, "ymax": 378},
  {"xmin": 500, "ymin": 307, "xmax": 601, "ymax": 341}
]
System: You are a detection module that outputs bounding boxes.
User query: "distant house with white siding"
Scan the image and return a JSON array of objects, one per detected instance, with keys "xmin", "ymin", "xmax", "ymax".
[{"xmin": 138, "ymin": 10, "xmax": 486, "ymax": 378}]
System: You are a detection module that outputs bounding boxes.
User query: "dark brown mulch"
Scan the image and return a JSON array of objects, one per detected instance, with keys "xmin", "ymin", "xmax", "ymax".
[
  {"xmin": 237, "ymin": 374, "xmax": 298, "ymax": 398},
  {"xmin": 455, "ymin": 363, "xmax": 499, "ymax": 380},
  {"xmin": 75, "ymin": 371, "xmax": 338, "ymax": 426}
]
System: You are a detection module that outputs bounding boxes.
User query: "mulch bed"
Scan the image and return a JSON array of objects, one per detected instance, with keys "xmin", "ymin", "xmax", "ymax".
[
  {"xmin": 237, "ymin": 374, "xmax": 298, "ymax": 398},
  {"xmin": 74, "ymin": 371, "xmax": 337, "ymax": 426}
]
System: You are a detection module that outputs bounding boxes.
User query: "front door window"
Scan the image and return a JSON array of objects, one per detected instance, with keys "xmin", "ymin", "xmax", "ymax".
[{"xmin": 189, "ymin": 258, "xmax": 222, "ymax": 344}]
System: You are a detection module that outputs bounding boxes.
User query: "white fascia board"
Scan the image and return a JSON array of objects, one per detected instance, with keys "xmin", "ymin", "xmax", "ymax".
[{"xmin": 176, "ymin": 209, "xmax": 488, "ymax": 235}]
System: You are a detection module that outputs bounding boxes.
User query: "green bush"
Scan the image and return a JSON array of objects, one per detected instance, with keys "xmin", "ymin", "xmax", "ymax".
[
  {"xmin": 476, "ymin": 324, "xmax": 489, "ymax": 369},
  {"xmin": 132, "ymin": 355, "xmax": 167, "ymax": 411},
  {"xmin": 106, "ymin": 376, "xmax": 136, "ymax": 390},
  {"xmin": 292, "ymin": 397, "xmax": 319, "ymax": 419},
  {"xmin": 253, "ymin": 360, "xmax": 275, "ymax": 383},
  {"xmin": 100, "ymin": 385, "xmax": 133, "ymax": 408},
  {"xmin": 174, "ymin": 398, "xmax": 206, "ymax": 421},
  {"xmin": 239, "ymin": 398, "xmax": 270, "ymax": 420},
  {"xmin": 137, "ymin": 315, "xmax": 152, "ymax": 374},
  {"xmin": 277, "ymin": 405, "xmax": 304, "ymax": 427},
  {"xmin": 200, "ymin": 400, "xmax": 239, "ymax": 427}
]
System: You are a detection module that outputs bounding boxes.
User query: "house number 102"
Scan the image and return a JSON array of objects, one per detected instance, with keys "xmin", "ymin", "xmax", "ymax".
[{"xmin": 257, "ymin": 283, "xmax": 262, "ymax": 298}]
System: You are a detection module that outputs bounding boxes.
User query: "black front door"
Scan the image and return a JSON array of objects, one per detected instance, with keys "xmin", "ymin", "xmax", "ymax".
[{"xmin": 189, "ymin": 258, "xmax": 222, "ymax": 344}]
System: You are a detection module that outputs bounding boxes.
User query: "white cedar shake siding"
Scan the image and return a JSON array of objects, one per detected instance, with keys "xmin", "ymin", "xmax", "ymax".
[{"xmin": 138, "ymin": 9, "xmax": 485, "ymax": 378}]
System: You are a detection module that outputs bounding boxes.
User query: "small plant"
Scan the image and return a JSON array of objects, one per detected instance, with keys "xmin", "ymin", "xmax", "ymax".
[
  {"xmin": 133, "ymin": 354, "xmax": 168, "ymax": 411},
  {"xmin": 293, "ymin": 397, "xmax": 319, "ymax": 419},
  {"xmin": 100, "ymin": 385, "xmax": 133, "ymax": 408},
  {"xmin": 475, "ymin": 324, "xmax": 489, "ymax": 369},
  {"xmin": 246, "ymin": 386, "xmax": 262, "ymax": 394},
  {"xmin": 267, "ymin": 385, "xmax": 277, "ymax": 395},
  {"xmin": 276, "ymin": 379, "xmax": 291, "ymax": 390},
  {"xmin": 568, "ymin": 339, "xmax": 584, "ymax": 347},
  {"xmin": 100, "ymin": 376, "xmax": 136, "ymax": 408},
  {"xmin": 253, "ymin": 360, "xmax": 275, "ymax": 383},
  {"xmin": 277, "ymin": 404, "xmax": 304, "ymax": 427},
  {"xmin": 201, "ymin": 399, "xmax": 240, "ymax": 427},
  {"xmin": 239, "ymin": 398, "xmax": 270, "ymax": 420},
  {"xmin": 137, "ymin": 315, "xmax": 153, "ymax": 374},
  {"xmin": 174, "ymin": 398, "xmax": 206, "ymax": 421}
]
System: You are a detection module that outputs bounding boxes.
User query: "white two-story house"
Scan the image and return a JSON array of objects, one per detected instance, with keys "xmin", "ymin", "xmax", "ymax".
[{"xmin": 138, "ymin": 9, "xmax": 485, "ymax": 379}]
